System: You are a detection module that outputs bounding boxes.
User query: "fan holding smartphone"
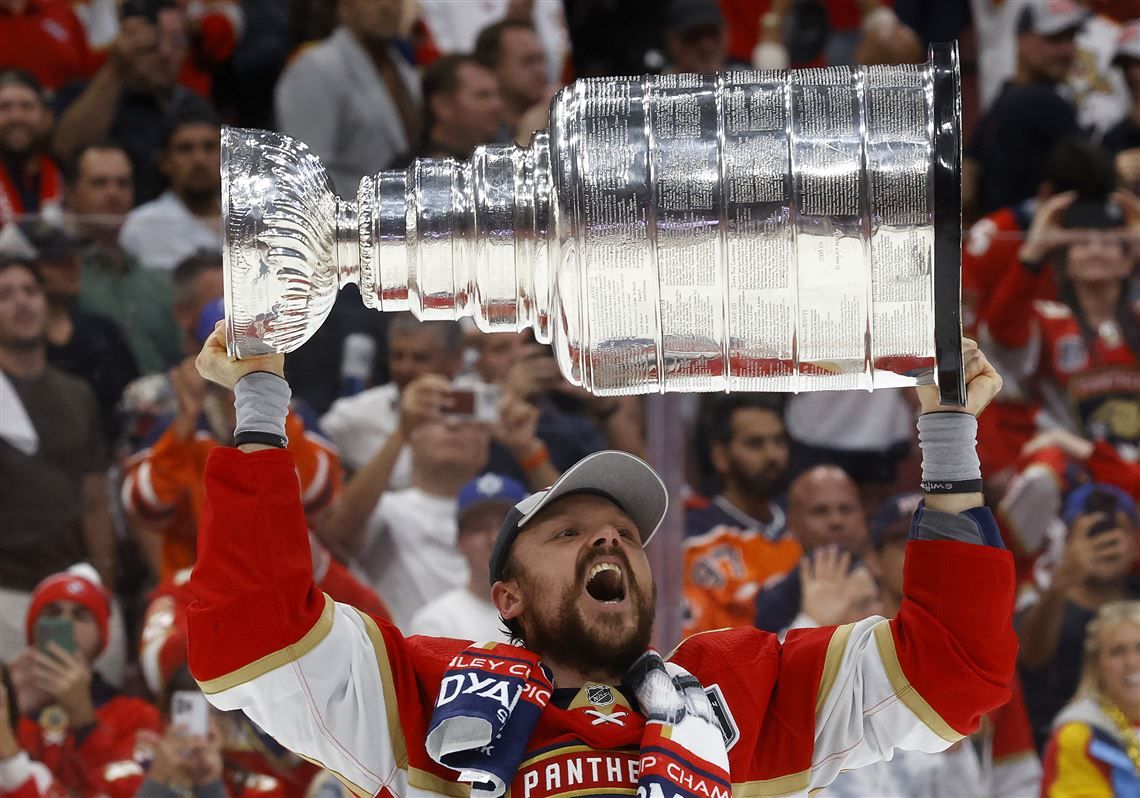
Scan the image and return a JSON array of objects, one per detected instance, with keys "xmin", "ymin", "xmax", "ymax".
[
  {"xmin": 8, "ymin": 565, "xmax": 160, "ymax": 793},
  {"xmin": 1017, "ymin": 483, "xmax": 1139, "ymax": 748}
]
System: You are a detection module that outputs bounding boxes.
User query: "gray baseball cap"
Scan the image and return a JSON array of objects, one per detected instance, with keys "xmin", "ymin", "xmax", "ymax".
[{"xmin": 488, "ymin": 450, "xmax": 668, "ymax": 585}]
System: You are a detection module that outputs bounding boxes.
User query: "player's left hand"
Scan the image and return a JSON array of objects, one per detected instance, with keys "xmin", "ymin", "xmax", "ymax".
[{"xmin": 915, "ymin": 338, "xmax": 1002, "ymax": 417}]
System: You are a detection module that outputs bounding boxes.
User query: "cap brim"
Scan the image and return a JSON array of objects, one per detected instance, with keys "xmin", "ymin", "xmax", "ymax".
[{"xmin": 515, "ymin": 451, "xmax": 668, "ymax": 546}]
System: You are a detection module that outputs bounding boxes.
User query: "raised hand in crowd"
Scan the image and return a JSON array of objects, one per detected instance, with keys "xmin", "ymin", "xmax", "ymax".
[
  {"xmin": 1017, "ymin": 190, "xmax": 1079, "ymax": 266},
  {"xmin": 398, "ymin": 373, "xmax": 454, "ymax": 434},
  {"xmin": 143, "ymin": 718, "xmax": 224, "ymax": 790},
  {"xmin": 1019, "ymin": 507, "xmax": 1138, "ymax": 672},
  {"xmin": 184, "ymin": 721, "xmax": 225, "ymax": 788},
  {"xmin": 799, "ymin": 546, "xmax": 882, "ymax": 628},
  {"xmin": 170, "ymin": 355, "xmax": 207, "ymax": 440},
  {"xmin": 31, "ymin": 644, "xmax": 96, "ymax": 727},
  {"xmin": 314, "ymin": 371, "xmax": 454, "ymax": 557},
  {"xmin": 107, "ymin": 14, "xmax": 159, "ymax": 80},
  {"xmin": 1051, "ymin": 511, "xmax": 1137, "ymax": 596},
  {"xmin": 492, "ymin": 391, "xmax": 560, "ymax": 490},
  {"xmin": 502, "ymin": 344, "xmax": 561, "ymax": 401}
]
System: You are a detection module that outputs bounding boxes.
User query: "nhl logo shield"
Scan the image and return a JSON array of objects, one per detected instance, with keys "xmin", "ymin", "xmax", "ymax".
[{"xmin": 585, "ymin": 684, "xmax": 614, "ymax": 706}]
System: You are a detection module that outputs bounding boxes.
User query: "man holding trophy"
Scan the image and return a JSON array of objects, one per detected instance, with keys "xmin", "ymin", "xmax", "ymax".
[{"xmin": 185, "ymin": 43, "xmax": 1018, "ymax": 798}]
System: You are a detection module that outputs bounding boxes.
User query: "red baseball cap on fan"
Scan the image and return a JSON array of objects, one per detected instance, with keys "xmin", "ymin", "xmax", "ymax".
[{"xmin": 25, "ymin": 564, "xmax": 111, "ymax": 655}]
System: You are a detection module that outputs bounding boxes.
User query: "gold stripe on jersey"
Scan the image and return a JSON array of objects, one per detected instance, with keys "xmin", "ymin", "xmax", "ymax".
[
  {"xmin": 815, "ymin": 623, "xmax": 855, "ymax": 716},
  {"xmin": 872, "ymin": 620, "xmax": 963, "ymax": 743},
  {"xmin": 732, "ymin": 768, "xmax": 811, "ymax": 797},
  {"xmin": 197, "ymin": 593, "xmax": 335, "ymax": 695},
  {"xmin": 295, "ymin": 752, "xmax": 372, "ymax": 798},
  {"xmin": 356, "ymin": 608, "xmax": 472, "ymax": 798}
]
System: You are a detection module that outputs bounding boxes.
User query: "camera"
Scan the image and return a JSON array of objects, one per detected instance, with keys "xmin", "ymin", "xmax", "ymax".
[{"xmin": 447, "ymin": 384, "xmax": 501, "ymax": 424}]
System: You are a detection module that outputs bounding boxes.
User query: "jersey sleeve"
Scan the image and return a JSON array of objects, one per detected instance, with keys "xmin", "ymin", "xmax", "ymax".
[
  {"xmin": 978, "ymin": 257, "xmax": 1049, "ymax": 378},
  {"xmin": 672, "ymin": 506, "xmax": 1017, "ymax": 794},
  {"xmin": 186, "ymin": 448, "xmax": 459, "ymax": 798},
  {"xmin": 285, "ymin": 414, "xmax": 342, "ymax": 516},
  {"xmin": 121, "ymin": 424, "xmax": 205, "ymax": 522}
]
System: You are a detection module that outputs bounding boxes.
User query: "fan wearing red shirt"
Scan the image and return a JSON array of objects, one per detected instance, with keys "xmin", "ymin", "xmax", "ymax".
[
  {"xmin": 10, "ymin": 566, "xmax": 159, "ymax": 796},
  {"xmin": 0, "ymin": 0, "xmax": 99, "ymax": 90},
  {"xmin": 0, "ymin": 71, "xmax": 63, "ymax": 226},
  {"xmin": 980, "ymin": 189, "xmax": 1139, "ymax": 482},
  {"xmin": 965, "ymin": 140, "xmax": 1120, "ymax": 483}
]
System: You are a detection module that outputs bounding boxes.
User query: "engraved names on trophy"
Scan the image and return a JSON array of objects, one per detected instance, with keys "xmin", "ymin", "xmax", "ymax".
[
  {"xmin": 863, "ymin": 65, "xmax": 935, "ymax": 384},
  {"xmin": 789, "ymin": 66, "xmax": 869, "ymax": 390},
  {"xmin": 649, "ymin": 72, "xmax": 724, "ymax": 392},
  {"xmin": 576, "ymin": 78, "xmax": 658, "ymax": 393},
  {"xmin": 720, "ymin": 72, "xmax": 796, "ymax": 391}
]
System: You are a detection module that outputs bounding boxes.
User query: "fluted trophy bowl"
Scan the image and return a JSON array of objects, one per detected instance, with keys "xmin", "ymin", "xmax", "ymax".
[{"xmin": 223, "ymin": 42, "xmax": 965, "ymax": 402}]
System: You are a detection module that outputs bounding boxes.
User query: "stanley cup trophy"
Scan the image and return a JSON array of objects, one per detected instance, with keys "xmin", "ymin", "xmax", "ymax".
[{"xmin": 223, "ymin": 43, "xmax": 965, "ymax": 403}]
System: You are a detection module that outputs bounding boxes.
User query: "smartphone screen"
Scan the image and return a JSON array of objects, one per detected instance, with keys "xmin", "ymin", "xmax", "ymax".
[
  {"xmin": 171, "ymin": 690, "xmax": 209, "ymax": 736},
  {"xmin": 35, "ymin": 616, "xmax": 75, "ymax": 656}
]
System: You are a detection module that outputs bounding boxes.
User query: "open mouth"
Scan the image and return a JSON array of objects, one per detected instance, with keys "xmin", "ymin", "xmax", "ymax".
[{"xmin": 585, "ymin": 562, "xmax": 626, "ymax": 604}]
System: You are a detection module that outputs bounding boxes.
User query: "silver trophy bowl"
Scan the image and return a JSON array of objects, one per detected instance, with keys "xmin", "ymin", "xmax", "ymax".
[{"xmin": 222, "ymin": 43, "xmax": 964, "ymax": 402}]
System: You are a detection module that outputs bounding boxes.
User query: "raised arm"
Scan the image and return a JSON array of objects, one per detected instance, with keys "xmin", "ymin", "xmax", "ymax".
[
  {"xmin": 979, "ymin": 192, "xmax": 1075, "ymax": 366},
  {"xmin": 52, "ymin": 19, "xmax": 155, "ymax": 161},
  {"xmin": 675, "ymin": 343, "xmax": 1018, "ymax": 791},
  {"xmin": 185, "ymin": 325, "xmax": 447, "ymax": 798},
  {"xmin": 315, "ymin": 373, "xmax": 450, "ymax": 556}
]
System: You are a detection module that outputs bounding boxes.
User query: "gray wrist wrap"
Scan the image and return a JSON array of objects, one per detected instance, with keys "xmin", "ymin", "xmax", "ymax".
[
  {"xmin": 234, "ymin": 372, "xmax": 290, "ymax": 443},
  {"xmin": 917, "ymin": 412, "xmax": 981, "ymax": 482}
]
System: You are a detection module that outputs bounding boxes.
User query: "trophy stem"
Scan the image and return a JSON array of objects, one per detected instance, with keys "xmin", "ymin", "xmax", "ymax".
[{"xmin": 353, "ymin": 136, "xmax": 555, "ymax": 342}]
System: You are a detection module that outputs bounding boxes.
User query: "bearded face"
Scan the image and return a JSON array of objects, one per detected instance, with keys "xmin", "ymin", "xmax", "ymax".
[
  {"xmin": 495, "ymin": 494, "xmax": 657, "ymax": 683},
  {"xmin": 0, "ymin": 82, "xmax": 48, "ymax": 160}
]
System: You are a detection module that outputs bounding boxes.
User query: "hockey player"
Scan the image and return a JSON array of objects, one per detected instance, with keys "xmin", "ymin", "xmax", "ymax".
[{"xmin": 186, "ymin": 324, "xmax": 1017, "ymax": 798}]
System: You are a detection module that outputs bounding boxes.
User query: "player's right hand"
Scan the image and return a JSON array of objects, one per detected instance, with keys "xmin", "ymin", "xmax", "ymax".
[
  {"xmin": 915, "ymin": 338, "xmax": 1002, "ymax": 417},
  {"xmin": 195, "ymin": 320, "xmax": 285, "ymax": 390}
]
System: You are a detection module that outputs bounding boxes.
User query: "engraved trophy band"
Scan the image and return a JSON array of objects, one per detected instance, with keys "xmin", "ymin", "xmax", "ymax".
[{"xmin": 222, "ymin": 42, "xmax": 964, "ymax": 403}]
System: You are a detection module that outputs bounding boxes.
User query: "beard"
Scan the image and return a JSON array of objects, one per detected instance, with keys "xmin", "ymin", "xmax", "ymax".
[
  {"xmin": 181, "ymin": 183, "xmax": 219, "ymax": 212},
  {"xmin": 520, "ymin": 546, "xmax": 656, "ymax": 683},
  {"xmin": 1, "ymin": 124, "xmax": 40, "ymax": 160},
  {"xmin": 729, "ymin": 458, "xmax": 786, "ymax": 498}
]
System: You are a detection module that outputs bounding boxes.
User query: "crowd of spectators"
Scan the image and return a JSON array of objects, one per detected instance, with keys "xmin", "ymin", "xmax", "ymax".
[{"xmin": 0, "ymin": 0, "xmax": 1138, "ymax": 797}]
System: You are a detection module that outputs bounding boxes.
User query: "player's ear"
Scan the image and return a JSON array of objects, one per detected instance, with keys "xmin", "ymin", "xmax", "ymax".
[{"xmin": 491, "ymin": 579, "xmax": 524, "ymax": 621}]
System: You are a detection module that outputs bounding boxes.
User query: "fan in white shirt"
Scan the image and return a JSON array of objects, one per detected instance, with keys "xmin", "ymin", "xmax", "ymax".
[
  {"xmin": 320, "ymin": 314, "xmax": 464, "ymax": 479},
  {"xmin": 409, "ymin": 473, "xmax": 531, "ymax": 641}
]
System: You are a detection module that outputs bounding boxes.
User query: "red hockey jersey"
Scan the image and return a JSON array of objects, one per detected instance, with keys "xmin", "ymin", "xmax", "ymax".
[
  {"xmin": 17, "ymin": 693, "xmax": 159, "ymax": 797},
  {"xmin": 187, "ymin": 448, "xmax": 1017, "ymax": 798},
  {"xmin": 980, "ymin": 259, "xmax": 1138, "ymax": 474}
]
